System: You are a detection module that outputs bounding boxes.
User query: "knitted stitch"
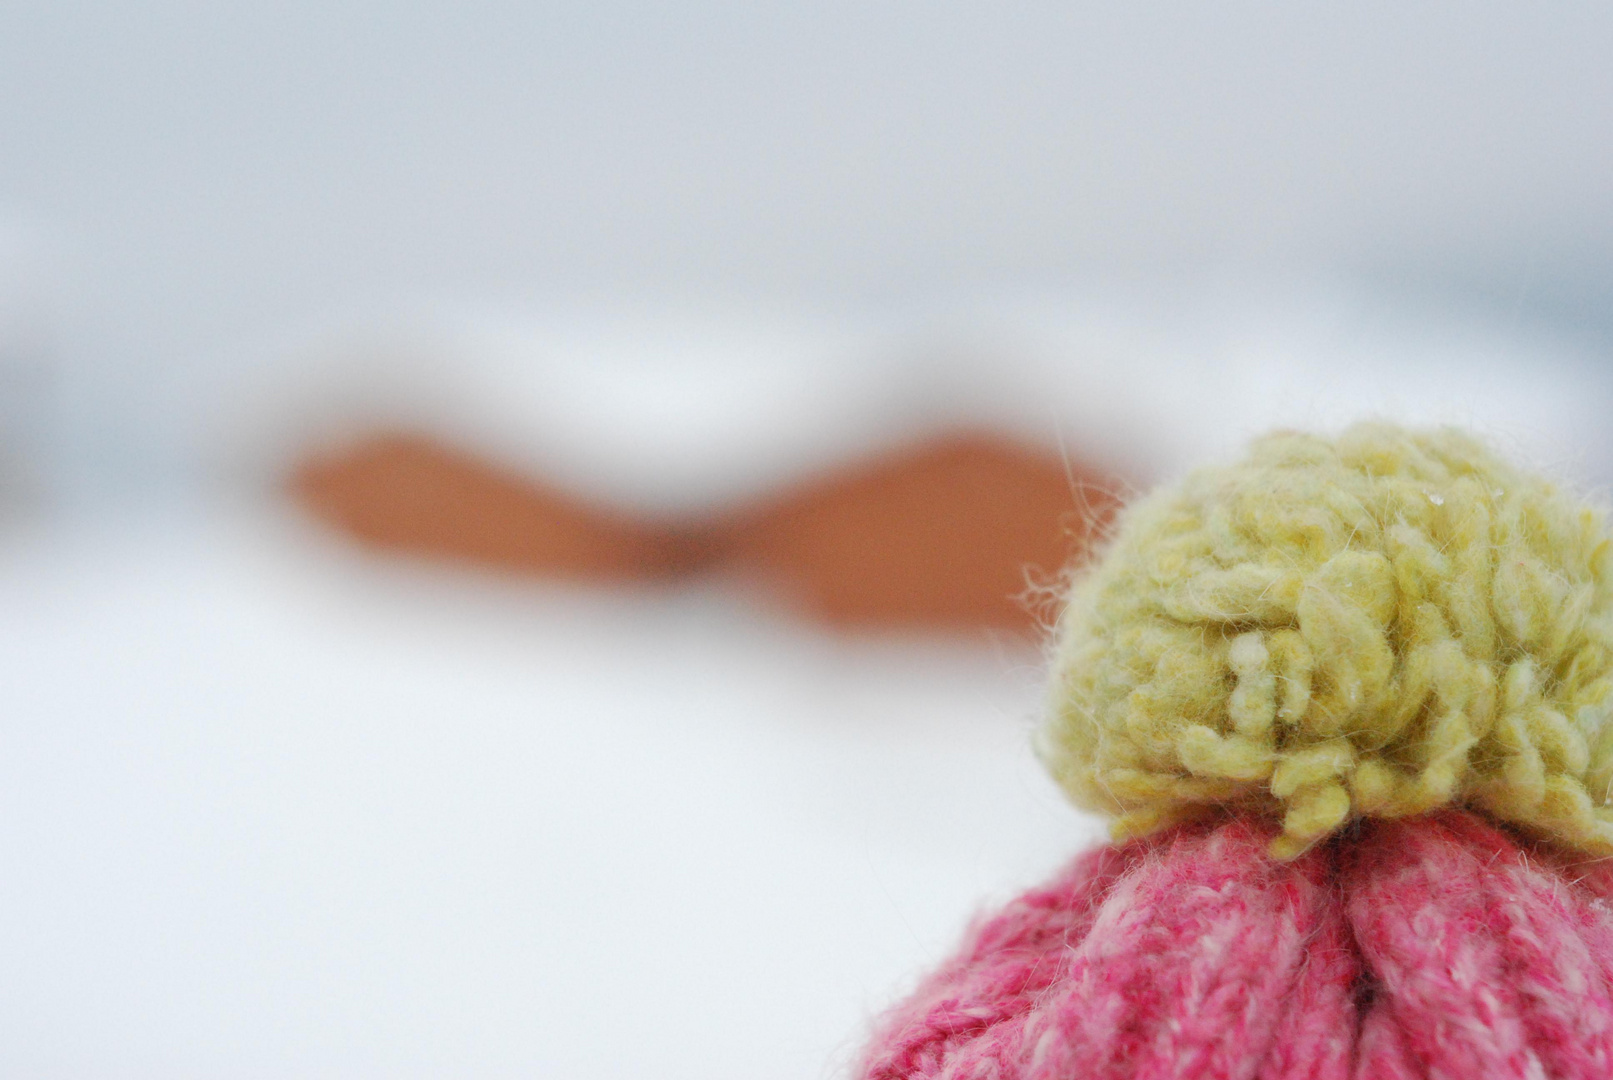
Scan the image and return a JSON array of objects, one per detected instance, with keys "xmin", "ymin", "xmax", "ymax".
[
  {"xmin": 1039, "ymin": 424, "xmax": 1613, "ymax": 858},
  {"xmin": 859, "ymin": 810, "xmax": 1613, "ymax": 1079}
]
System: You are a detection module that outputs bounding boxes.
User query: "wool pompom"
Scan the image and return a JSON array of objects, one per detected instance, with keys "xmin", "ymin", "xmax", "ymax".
[
  {"xmin": 859, "ymin": 811, "xmax": 1613, "ymax": 1080},
  {"xmin": 1039, "ymin": 423, "xmax": 1613, "ymax": 858}
]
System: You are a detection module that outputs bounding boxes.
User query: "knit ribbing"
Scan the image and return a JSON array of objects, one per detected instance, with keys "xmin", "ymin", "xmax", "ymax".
[{"xmin": 858, "ymin": 812, "xmax": 1613, "ymax": 1079}]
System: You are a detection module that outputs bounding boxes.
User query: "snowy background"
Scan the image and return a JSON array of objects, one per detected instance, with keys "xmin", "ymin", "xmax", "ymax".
[{"xmin": 3, "ymin": 3, "xmax": 1613, "ymax": 1076}]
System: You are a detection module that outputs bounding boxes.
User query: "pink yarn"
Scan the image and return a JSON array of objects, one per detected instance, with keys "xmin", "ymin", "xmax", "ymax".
[{"xmin": 859, "ymin": 811, "xmax": 1613, "ymax": 1079}]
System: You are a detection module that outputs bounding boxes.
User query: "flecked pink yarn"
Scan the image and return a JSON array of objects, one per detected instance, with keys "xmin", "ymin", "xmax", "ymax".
[{"xmin": 858, "ymin": 811, "xmax": 1613, "ymax": 1079}]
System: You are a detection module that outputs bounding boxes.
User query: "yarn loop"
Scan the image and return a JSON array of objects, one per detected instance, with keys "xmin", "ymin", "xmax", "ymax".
[{"xmin": 1040, "ymin": 423, "xmax": 1613, "ymax": 857}]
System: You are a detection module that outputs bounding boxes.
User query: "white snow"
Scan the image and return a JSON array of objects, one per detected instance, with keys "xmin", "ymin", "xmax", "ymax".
[{"xmin": 0, "ymin": 499, "xmax": 1100, "ymax": 1078}]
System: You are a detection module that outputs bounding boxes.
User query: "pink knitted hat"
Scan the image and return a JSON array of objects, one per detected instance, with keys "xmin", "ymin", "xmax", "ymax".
[{"xmin": 857, "ymin": 424, "xmax": 1613, "ymax": 1079}]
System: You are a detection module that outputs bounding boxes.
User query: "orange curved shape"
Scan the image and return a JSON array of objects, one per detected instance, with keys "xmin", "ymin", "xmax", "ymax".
[
  {"xmin": 717, "ymin": 432, "xmax": 1119, "ymax": 630},
  {"xmin": 289, "ymin": 429, "xmax": 1121, "ymax": 631},
  {"xmin": 291, "ymin": 432, "xmax": 712, "ymax": 582}
]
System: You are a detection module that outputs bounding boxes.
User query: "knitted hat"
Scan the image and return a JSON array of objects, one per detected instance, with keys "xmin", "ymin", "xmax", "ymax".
[{"xmin": 858, "ymin": 423, "xmax": 1613, "ymax": 1079}]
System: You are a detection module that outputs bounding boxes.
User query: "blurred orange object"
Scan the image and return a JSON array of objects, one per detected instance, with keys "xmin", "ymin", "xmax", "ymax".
[
  {"xmin": 290, "ymin": 429, "xmax": 1120, "ymax": 631},
  {"xmin": 291, "ymin": 432, "xmax": 711, "ymax": 582},
  {"xmin": 717, "ymin": 432, "xmax": 1119, "ymax": 630}
]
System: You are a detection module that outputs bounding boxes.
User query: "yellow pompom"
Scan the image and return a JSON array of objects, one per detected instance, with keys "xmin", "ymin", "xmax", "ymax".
[{"xmin": 1039, "ymin": 423, "xmax": 1613, "ymax": 858}]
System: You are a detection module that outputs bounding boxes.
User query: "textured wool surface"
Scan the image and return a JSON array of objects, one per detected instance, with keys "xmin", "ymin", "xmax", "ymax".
[
  {"xmin": 1041, "ymin": 423, "xmax": 1613, "ymax": 858},
  {"xmin": 859, "ymin": 810, "xmax": 1613, "ymax": 1080}
]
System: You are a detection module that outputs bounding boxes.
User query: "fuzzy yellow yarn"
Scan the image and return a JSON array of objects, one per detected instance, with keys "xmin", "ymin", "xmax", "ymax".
[{"xmin": 1041, "ymin": 423, "xmax": 1613, "ymax": 858}]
